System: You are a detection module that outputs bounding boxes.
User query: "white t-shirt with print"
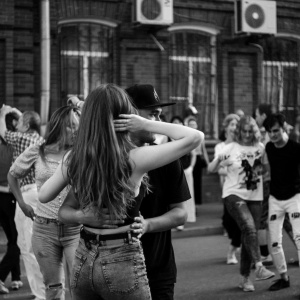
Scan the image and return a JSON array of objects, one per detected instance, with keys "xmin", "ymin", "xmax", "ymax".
[{"xmin": 220, "ymin": 142, "xmax": 265, "ymax": 201}]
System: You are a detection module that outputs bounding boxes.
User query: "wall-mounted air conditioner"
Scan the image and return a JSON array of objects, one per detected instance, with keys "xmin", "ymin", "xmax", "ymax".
[
  {"xmin": 134, "ymin": 0, "xmax": 173, "ymax": 26},
  {"xmin": 235, "ymin": 0, "xmax": 277, "ymax": 34}
]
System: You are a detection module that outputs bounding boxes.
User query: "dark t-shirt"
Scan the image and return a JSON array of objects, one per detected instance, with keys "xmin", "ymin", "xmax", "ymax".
[
  {"xmin": 266, "ymin": 139, "xmax": 300, "ymax": 200},
  {"xmin": 140, "ymin": 159, "xmax": 191, "ymax": 284}
]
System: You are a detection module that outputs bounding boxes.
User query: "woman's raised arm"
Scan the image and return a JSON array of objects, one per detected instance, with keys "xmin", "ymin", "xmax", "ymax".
[{"xmin": 115, "ymin": 114, "xmax": 204, "ymax": 175}]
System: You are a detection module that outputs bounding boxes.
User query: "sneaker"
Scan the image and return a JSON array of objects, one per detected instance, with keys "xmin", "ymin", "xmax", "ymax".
[
  {"xmin": 11, "ymin": 280, "xmax": 23, "ymax": 290},
  {"xmin": 176, "ymin": 225, "xmax": 184, "ymax": 231},
  {"xmin": 0, "ymin": 280, "xmax": 9, "ymax": 294},
  {"xmin": 261, "ymin": 254, "xmax": 273, "ymax": 266},
  {"xmin": 269, "ymin": 277, "xmax": 290, "ymax": 291},
  {"xmin": 238, "ymin": 276, "xmax": 255, "ymax": 292},
  {"xmin": 255, "ymin": 265, "xmax": 275, "ymax": 281},
  {"xmin": 227, "ymin": 245, "xmax": 238, "ymax": 265}
]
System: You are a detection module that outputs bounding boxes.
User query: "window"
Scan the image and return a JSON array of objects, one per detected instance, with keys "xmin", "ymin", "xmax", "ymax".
[
  {"xmin": 59, "ymin": 23, "xmax": 115, "ymax": 100},
  {"xmin": 169, "ymin": 28, "xmax": 217, "ymax": 138},
  {"xmin": 260, "ymin": 38, "xmax": 299, "ymax": 122}
]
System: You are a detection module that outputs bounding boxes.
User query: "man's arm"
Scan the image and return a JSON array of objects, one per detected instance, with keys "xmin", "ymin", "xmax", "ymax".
[{"xmin": 133, "ymin": 202, "xmax": 187, "ymax": 235}]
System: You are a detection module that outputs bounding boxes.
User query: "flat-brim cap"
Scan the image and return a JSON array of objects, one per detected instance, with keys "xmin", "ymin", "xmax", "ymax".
[{"xmin": 125, "ymin": 84, "xmax": 175, "ymax": 109}]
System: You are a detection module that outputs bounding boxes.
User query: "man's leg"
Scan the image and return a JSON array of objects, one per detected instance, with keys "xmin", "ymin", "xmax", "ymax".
[
  {"xmin": 268, "ymin": 195, "xmax": 287, "ymax": 274},
  {"xmin": 148, "ymin": 279, "xmax": 175, "ymax": 300},
  {"xmin": 286, "ymin": 194, "xmax": 300, "ymax": 266}
]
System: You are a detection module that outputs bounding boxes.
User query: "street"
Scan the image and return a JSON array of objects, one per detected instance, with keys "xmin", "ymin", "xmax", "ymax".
[
  {"xmin": 174, "ymin": 233, "xmax": 299, "ymax": 300},
  {"xmin": 0, "ymin": 230, "xmax": 298, "ymax": 300}
]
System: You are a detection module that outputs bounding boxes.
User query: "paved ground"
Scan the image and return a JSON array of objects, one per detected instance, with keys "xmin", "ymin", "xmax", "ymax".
[{"xmin": 0, "ymin": 203, "xmax": 298, "ymax": 300}]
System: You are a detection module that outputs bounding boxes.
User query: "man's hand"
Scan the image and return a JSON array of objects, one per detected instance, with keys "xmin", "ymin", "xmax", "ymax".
[
  {"xmin": 79, "ymin": 207, "xmax": 124, "ymax": 229},
  {"xmin": 131, "ymin": 213, "xmax": 149, "ymax": 239},
  {"xmin": 19, "ymin": 202, "xmax": 35, "ymax": 221}
]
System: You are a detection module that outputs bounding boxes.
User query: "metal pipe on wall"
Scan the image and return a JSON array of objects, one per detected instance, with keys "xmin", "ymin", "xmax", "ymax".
[{"xmin": 40, "ymin": 0, "xmax": 50, "ymax": 128}]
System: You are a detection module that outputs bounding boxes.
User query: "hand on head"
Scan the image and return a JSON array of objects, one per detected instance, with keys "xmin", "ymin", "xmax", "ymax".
[{"xmin": 114, "ymin": 114, "xmax": 147, "ymax": 132}]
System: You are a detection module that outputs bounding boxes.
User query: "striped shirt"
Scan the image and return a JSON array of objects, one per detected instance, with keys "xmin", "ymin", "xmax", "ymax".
[{"xmin": 5, "ymin": 130, "xmax": 44, "ymax": 187}]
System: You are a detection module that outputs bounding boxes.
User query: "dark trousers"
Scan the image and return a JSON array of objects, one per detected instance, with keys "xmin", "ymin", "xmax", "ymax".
[
  {"xmin": 222, "ymin": 203, "xmax": 241, "ymax": 248},
  {"xmin": 0, "ymin": 192, "xmax": 21, "ymax": 282},
  {"xmin": 149, "ymin": 279, "xmax": 175, "ymax": 300},
  {"xmin": 193, "ymin": 155, "xmax": 204, "ymax": 205}
]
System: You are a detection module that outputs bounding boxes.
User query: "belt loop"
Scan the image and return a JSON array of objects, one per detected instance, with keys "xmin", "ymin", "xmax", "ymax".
[{"xmin": 127, "ymin": 231, "xmax": 133, "ymax": 244}]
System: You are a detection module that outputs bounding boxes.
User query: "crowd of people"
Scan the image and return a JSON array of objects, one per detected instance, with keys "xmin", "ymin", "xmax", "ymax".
[{"xmin": 0, "ymin": 84, "xmax": 299, "ymax": 300}]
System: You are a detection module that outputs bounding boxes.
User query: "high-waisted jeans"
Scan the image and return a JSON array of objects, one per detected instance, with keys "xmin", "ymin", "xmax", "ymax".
[
  {"xmin": 32, "ymin": 216, "xmax": 80, "ymax": 300},
  {"xmin": 71, "ymin": 237, "xmax": 151, "ymax": 300},
  {"xmin": 224, "ymin": 195, "xmax": 262, "ymax": 277}
]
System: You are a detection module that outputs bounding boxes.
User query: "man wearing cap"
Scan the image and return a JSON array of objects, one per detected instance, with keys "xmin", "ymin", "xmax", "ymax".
[{"xmin": 125, "ymin": 84, "xmax": 190, "ymax": 300}]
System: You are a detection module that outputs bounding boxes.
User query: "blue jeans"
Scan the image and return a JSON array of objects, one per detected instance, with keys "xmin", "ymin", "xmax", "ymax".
[
  {"xmin": 72, "ymin": 236, "xmax": 151, "ymax": 300},
  {"xmin": 224, "ymin": 195, "xmax": 262, "ymax": 277},
  {"xmin": 32, "ymin": 216, "xmax": 80, "ymax": 300}
]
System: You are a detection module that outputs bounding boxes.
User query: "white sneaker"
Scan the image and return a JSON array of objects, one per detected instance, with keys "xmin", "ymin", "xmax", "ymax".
[
  {"xmin": 11, "ymin": 280, "xmax": 23, "ymax": 290},
  {"xmin": 255, "ymin": 265, "xmax": 275, "ymax": 281},
  {"xmin": 226, "ymin": 245, "xmax": 238, "ymax": 265},
  {"xmin": 0, "ymin": 280, "xmax": 9, "ymax": 294},
  {"xmin": 238, "ymin": 276, "xmax": 255, "ymax": 292}
]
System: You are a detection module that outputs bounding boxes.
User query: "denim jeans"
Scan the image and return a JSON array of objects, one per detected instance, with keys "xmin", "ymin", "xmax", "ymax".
[
  {"xmin": 32, "ymin": 216, "xmax": 80, "ymax": 300},
  {"xmin": 71, "ymin": 237, "xmax": 151, "ymax": 300},
  {"xmin": 268, "ymin": 194, "xmax": 300, "ymax": 274},
  {"xmin": 224, "ymin": 195, "xmax": 262, "ymax": 277}
]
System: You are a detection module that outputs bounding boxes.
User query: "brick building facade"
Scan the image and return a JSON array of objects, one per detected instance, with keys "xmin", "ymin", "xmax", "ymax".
[{"xmin": 1, "ymin": 0, "xmax": 300, "ymax": 202}]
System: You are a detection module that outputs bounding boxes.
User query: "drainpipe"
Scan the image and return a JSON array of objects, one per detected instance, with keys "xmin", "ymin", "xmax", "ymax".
[{"xmin": 40, "ymin": 0, "xmax": 50, "ymax": 132}]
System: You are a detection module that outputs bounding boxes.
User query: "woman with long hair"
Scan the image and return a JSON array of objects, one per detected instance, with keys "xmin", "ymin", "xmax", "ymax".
[
  {"xmin": 208, "ymin": 116, "xmax": 274, "ymax": 292},
  {"xmin": 208, "ymin": 114, "xmax": 242, "ymax": 265},
  {"xmin": 8, "ymin": 105, "xmax": 81, "ymax": 300},
  {"xmin": 39, "ymin": 83, "xmax": 203, "ymax": 300}
]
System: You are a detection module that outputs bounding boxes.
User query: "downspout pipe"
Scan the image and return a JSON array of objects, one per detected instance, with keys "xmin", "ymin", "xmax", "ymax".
[{"xmin": 40, "ymin": 0, "xmax": 50, "ymax": 130}]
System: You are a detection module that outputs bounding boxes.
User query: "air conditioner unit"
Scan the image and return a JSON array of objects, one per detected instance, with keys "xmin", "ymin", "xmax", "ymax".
[
  {"xmin": 134, "ymin": 0, "xmax": 173, "ymax": 26},
  {"xmin": 235, "ymin": 0, "xmax": 277, "ymax": 34}
]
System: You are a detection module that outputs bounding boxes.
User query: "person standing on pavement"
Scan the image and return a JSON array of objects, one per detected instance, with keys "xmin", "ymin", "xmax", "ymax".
[
  {"xmin": 208, "ymin": 113, "xmax": 242, "ymax": 265},
  {"xmin": 0, "ymin": 105, "xmax": 45, "ymax": 300},
  {"xmin": 264, "ymin": 113, "xmax": 300, "ymax": 291},
  {"xmin": 185, "ymin": 116, "xmax": 209, "ymax": 205},
  {"xmin": 8, "ymin": 105, "xmax": 81, "ymax": 300},
  {"xmin": 208, "ymin": 116, "xmax": 275, "ymax": 292},
  {"xmin": 170, "ymin": 115, "xmax": 196, "ymax": 230},
  {"xmin": 0, "ymin": 113, "xmax": 22, "ymax": 294}
]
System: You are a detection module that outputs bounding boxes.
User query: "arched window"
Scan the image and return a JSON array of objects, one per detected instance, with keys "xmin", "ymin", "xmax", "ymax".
[
  {"xmin": 58, "ymin": 20, "xmax": 116, "ymax": 100},
  {"xmin": 168, "ymin": 25, "xmax": 218, "ymax": 138}
]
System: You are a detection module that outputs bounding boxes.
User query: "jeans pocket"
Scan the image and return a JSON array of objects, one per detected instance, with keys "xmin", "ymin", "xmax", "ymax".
[
  {"xmin": 102, "ymin": 255, "xmax": 141, "ymax": 294},
  {"xmin": 71, "ymin": 251, "xmax": 87, "ymax": 289}
]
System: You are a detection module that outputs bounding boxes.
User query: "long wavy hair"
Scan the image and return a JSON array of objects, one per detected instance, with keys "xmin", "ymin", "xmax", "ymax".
[
  {"xmin": 67, "ymin": 83, "xmax": 140, "ymax": 219},
  {"xmin": 235, "ymin": 116, "xmax": 261, "ymax": 145},
  {"xmin": 40, "ymin": 106, "xmax": 80, "ymax": 159}
]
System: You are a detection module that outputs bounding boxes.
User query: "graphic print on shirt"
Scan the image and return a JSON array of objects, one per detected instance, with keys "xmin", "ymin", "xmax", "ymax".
[{"xmin": 238, "ymin": 149, "xmax": 263, "ymax": 191}]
